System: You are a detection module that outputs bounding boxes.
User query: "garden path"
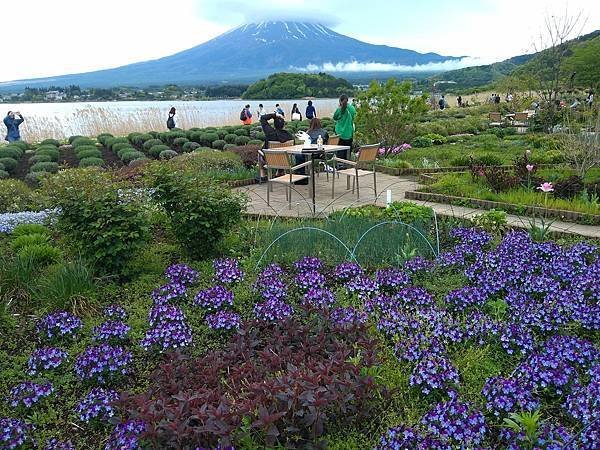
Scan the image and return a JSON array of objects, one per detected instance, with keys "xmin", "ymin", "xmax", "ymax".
[{"xmin": 235, "ymin": 173, "xmax": 600, "ymax": 239}]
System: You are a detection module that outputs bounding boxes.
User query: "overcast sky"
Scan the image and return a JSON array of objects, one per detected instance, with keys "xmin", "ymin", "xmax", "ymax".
[{"xmin": 1, "ymin": 0, "xmax": 598, "ymax": 82}]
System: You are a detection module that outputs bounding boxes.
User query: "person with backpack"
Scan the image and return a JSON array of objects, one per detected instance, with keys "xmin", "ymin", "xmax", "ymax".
[
  {"xmin": 305, "ymin": 100, "xmax": 316, "ymax": 120},
  {"xmin": 275, "ymin": 104, "xmax": 285, "ymax": 117},
  {"xmin": 166, "ymin": 107, "xmax": 176, "ymax": 130},
  {"xmin": 240, "ymin": 104, "xmax": 253, "ymax": 125},
  {"xmin": 4, "ymin": 111, "xmax": 25, "ymax": 142},
  {"xmin": 291, "ymin": 103, "xmax": 302, "ymax": 121},
  {"xmin": 438, "ymin": 95, "xmax": 446, "ymax": 110}
]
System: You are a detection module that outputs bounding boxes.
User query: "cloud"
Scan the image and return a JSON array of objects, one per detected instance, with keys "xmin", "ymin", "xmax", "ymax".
[{"xmin": 290, "ymin": 57, "xmax": 494, "ymax": 73}]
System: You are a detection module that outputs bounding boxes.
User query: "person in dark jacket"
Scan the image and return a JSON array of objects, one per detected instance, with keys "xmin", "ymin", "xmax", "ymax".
[
  {"xmin": 167, "ymin": 107, "xmax": 176, "ymax": 130},
  {"xmin": 4, "ymin": 111, "xmax": 24, "ymax": 142},
  {"xmin": 305, "ymin": 100, "xmax": 316, "ymax": 120},
  {"xmin": 258, "ymin": 113, "xmax": 297, "ymax": 181},
  {"xmin": 291, "ymin": 103, "xmax": 302, "ymax": 121},
  {"xmin": 306, "ymin": 118, "xmax": 329, "ymax": 144}
]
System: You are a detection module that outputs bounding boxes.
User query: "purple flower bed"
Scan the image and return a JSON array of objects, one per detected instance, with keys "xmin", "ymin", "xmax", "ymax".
[
  {"xmin": 27, "ymin": 347, "xmax": 68, "ymax": 375},
  {"xmin": 74, "ymin": 344, "xmax": 132, "ymax": 383},
  {"xmin": 194, "ymin": 285, "xmax": 234, "ymax": 311},
  {"xmin": 333, "ymin": 261, "xmax": 363, "ymax": 281},
  {"xmin": 151, "ymin": 282, "xmax": 187, "ymax": 304},
  {"xmin": 36, "ymin": 311, "xmax": 82, "ymax": 340},
  {"xmin": 205, "ymin": 311, "xmax": 241, "ymax": 331},
  {"xmin": 92, "ymin": 320, "xmax": 131, "ymax": 342},
  {"xmin": 105, "ymin": 420, "xmax": 146, "ymax": 450},
  {"xmin": 164, "ymin": 263, "xmax": 199, "ymax": 286},
  {"xmin": 0, "ymin": 418, "xmax": 33, "ymax": 449},
  {"xmin": 213, "ymin": 258, "xmax": 244, "ymax": 284},
  {"xmin": 75, "ymin": 387, "xmax": 119, "ymax": 422},
  {"xmin": 9, "ymin": 381, "xmax": 53, "ymax": 408},
  {"xmin": 43, "ymin": 438, "xmax": 76, "ymax": 450},
  {"xmin": 103, "ymin": 304, "xmax": 127, "ymax": 321}
]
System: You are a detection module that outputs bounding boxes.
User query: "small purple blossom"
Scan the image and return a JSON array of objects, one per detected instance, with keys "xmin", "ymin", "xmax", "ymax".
[
  {"xmin": 9, "ymin": 381, "xmax": 53, "ymax": 408},
  {"xmin": 403, "ymin": 256, "xmax": 433, "ymax": 274},
  {"xmin": 333, "ymin": 261, "xmax": 363, "ymax": 282},
  {"xmin": 194, "ymin": 285, "xmax": 234, "ymax": 311},
  {"xmin": 205, "ymin": 311, "xmax": 241, "ymax": 331},
  {"xmin": 330, "ymin": 306, "xmax": 367, "ymax": 328},
  {"xmin": 75, "ymin": 387, "xmax": 119, "ymax": 422},
  {"xmin": 254, "ymin": 298, "xmax": 293, "ymax": 322},
  {"xmin": 164, "ymin": 263, "xmax": 199, "ymax": 286},
  {"xmin": 254, "ymin": 277, "xmax": 288, "ymax": 301},
  {"xmin": 375, "ymin": 268, "xmax": 411, "ymax": 292},
  {"xmin": 302, "ymin": 287, "xmax": 336, "ymax": 308},
  {"xmin": 421, "ymin": 399, "xmax": 487, "ymax": 446},
  {"xmin": 141, "ymin": 321, "xmax": 192, "ymax": 351},
  {"xmin": 105, "ymin": 420, "xmax": 146, "ymax": 450},
  {"xmin": 294, "ymin": 270, "xmax": 326, "ymax": 291},
  {"xmin": 36, "ymin": 311, "xmax": 82, "ymax": 340},
  {"xmin": 148, "ymin": 304, "xmax": 186, "ymax": 327},
  {"xmin": 151, "ymin": 282, "xmax": 187, "ymax": 304},
  {"xmin": 482, "ymin": 376, "xmax": 539, "ymax": 416},
  {"xmin": 104, "ymin": 304, "xmax": 127, "ymax": 320},
  {"xmin": 74, "ymin": 344, "xmax": 132, "ymax": 383},
  {"xmin": 445, "ymin": 286, "xmax": 488, "ymax": 311},
  {"xmin": 345, "ymin": 276, "xmax": 379, "ymax": 299},
  {"xmin": 410, "ymin": 354, "xmax": 459, "ymax": 395},
  {"xmin": 213, "ymin": 258, "xmax": 244, "ymax": 284},
  {"xmin": 92, "ymin": 320, "xmax": 131, "ymax": 342},
  {"xmin": 0, "ymin": 418, "xmax": 33, "ymax": 450},
  {"xmin": 43, "ymin": 438, "xmax": 76, "ymax": 450},
  {"xmin": 293, "ymin": 256, "xmax": 323, "ymax": 272},
  {"xmin": 27, "ymin": 347, "xmax": 68, "ymax": 375}
]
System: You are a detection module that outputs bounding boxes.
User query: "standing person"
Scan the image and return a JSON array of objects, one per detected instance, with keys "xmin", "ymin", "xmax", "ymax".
[
  {"xmin": 333, "ymin": 94, "xmax": 356, "ymax": 160},
  {"xmin": 240, "ymin": 104, "xmax": 253, "ymax": 125},
  {"xmin": 256, "ymin": 103, "xmax": 266, "ymax": 120},
  {"xmin": 587, "ymin": 91, "xmax": 594, "ymax": 107},
  {"xmin": 167, "ymin": 107, "xmax": 176, "ymax": 130},
  {"xmin": 305, "ymin": 100, "xmax": 316, "ymax": 119},
  {"xmin": 494, "ymin": 94, "xmax": 501, "ymax": 105},
  {"xmin": 438, "ymin": 95, "xmax": 446, "ymax": 110},
  {"xmin": 457, "ymin": 95, "xmax": 462, "ymax": 107},
  {"xmin": 275, "ymin": 103, "xmax": 285, "ymax": 116},
  {"xmin": 291, "ymin": 103, "xmax": 302, "ymax": 121},
  {"xmin": 3, "ymin": 111, "xmax": 24, "ymax": 142}
]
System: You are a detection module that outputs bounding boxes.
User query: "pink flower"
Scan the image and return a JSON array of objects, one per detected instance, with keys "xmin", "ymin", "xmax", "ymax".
[
  {"xmin": 537, "ymin": 182, "xmax": 554, "ymax": 193},
  {"xmin": 526, "ymin": 164, "xmax": 534, "ymax": 172}
]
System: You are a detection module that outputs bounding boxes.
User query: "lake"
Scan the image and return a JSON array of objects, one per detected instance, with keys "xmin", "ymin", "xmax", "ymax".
[{"xmin": 2, "ymin": 99, "xmax": 342, "ymax": 142}]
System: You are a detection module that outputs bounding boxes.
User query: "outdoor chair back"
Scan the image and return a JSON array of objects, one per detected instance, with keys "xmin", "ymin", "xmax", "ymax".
[
  {"xmin": 328, "ymin": 135, "xmax": 340, "ymax": 145},
  {"xmin": 263, "ymin": 150, "xmax": 290, "ymax": 169},
  {"xmin": 489, "ymin": 112, "xmax": 502, "ymax": 122},
  {"xmin": 268, "ymin": 140, "xmax": 295, "ymax": 149},
  {"xmin": 357, "ymin": 144, "xmax": 379, "ymax": 162}
]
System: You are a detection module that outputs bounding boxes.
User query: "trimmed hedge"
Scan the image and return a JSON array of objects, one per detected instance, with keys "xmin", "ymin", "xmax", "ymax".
[
  {"xmin": 8, "ymin": 141, "xmax": 28, "ymax": 151},
  {"xmin": 143, "ymin": 139, "xmax": 163, "ymax": 151},
  {"xmin": 41, "ymin": 138, "xmax": 61, "ymax": 147},
  {"xmin": 247, "ymin": 139, "xmax": 263, "ymax": 146},
  {"xmin": 223, "ymin": 143, "xmax": 236, "ymax": 150},
  {"xmin": 121, "ymin": 150, "xmax": 146, "ymax": 163},
  {"xmin": 224, "ymin": 134, "xmax": 238, "ymax": 144},
  {"xmin": 72, "ymin": 137, "xmax": 95, "ymax": 148},
  {"xmin": 234, "ymin": 128, "xmax": 249, "ymax": 136},
  {"xmin": 77, "ymin": 149, "xmax": 103, "ymax": 160},
  {"xmin": 68, "ymin": 135, "xmax": 84, "ymax": 144},
  {"xmin": 24, "ymin": 171, "xmax": 49, "ymax": 186},
  {"xmin": 30, "ymin": 162, "xmax": 59, "ymax": 173},
  {"xmin": 97, "ymin": 133, "xmax": 114, "ymax": 146},
  {"xmin": 79, "ymin": 157, "xmax": 104, "ymax": 167},
  {"xmin": 148, "ymin": 144, "xmax": 170, "ymax": 158},
  {"xmin": 129, "ymin": 133, "xmax": 154, "ymax": 147},
  {"xmin": 211, "ymin": 139, "xmax": 227, "ymax": 150},
  {"xmin": 182, "ymin": 142, "xmax": 200, "ymax": 153},
  {"xmin": 159, "ymin": 150, "xmax": 178, "ymax": 160},
  {"xmin": 35, "ymin": 148, "xmax": 60, "ymax": 161},
  {"xmin": 0, "ymin": 170, "xmax": 8, "ymax": 179},
  {"xmin": 106, "ymin": 137, "xmax": 129, "ymax": 150},
  {"xmin": 117, "ymin": 146, "xmax": 136, "ymax": 158},
  {"xmin": 234, "ymin": 135, "xmax": 250, "ymax": 146},
  {"xmin": 29, "ymin": 154, "xmax": 52, "ymax": 165},
  {"xmin": 0, "ymin": 157, "xmax": 18, "ymax": 172},
  {"xmin": 0, "ymin": 147, "xmax": 22, "ymax": 159},
  {"xmin": 173, "ymin": 137, "xmax": 189, "ymax": 148},
  {"xmin": 112, "ymin": 142, "xmax": 133, "ymax": 153}
]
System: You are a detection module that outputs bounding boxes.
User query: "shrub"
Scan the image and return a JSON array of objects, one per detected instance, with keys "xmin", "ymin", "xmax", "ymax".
[
  {"xmin": 182, "ymin": 142, "xmax": 200, "ymax": 153},
  {"xmin": 160, "ymin": 130, "xmax": 186, "ymax": 146},
  {"xmin": 223, "ymin": 143, "xmax": 236, "ymax": 150},
  {"xmin": 234, "ymin": 135, "xmax": 250, "ymax": 146},
  {"xmin": 234, "ymin": 127, "xmax": 249, "ymax": 136},
  {"xmin": 471, "ymin": 209, "xmax": 508, "ymax": 234},
  {"xmin": 43, "ymin": 169, "xmax": 150, "ymax": 275},
  {"xmin": 412, "ymin": 136, "xmax": 433, "ymax": 148},
  {"xmin": 97, "ymin": 134, "xmax": 113, "ymax": 146},
  {"xmin": 129, "ymin": 157, "xmax": 148, "ymax": 166},
  {"xmin": 476, "ymin": 154, "xmax": 503, "ymax": 167},
  {"xmin": 200, "ymin": 132, "xmax": 219, "ymax": 147},
  {"xmin": 0, "ymin": 170, "xmax": 8, "ymax": 179},
  {"xmin": 247, "ymin": 139, "xmax": 263, "ymax": 146},
  {"xmin": 0, "ymin": 179, "xmax": 48, "ymax": 213},
  {"xmin": 24, "ymin": 171, "xmax": 50, "ymax": 187},
  {"xmin": 73, "ymin": 144, "xmax": 98, "ymax": 154},
  {"xmin": 106, "ymin": 137, "xmax": 129, "ymax": 150},
  {"xmin": 0, "ymin": 157, "xmax": 18, "ymax": 172},
  {"xmin": 120, "ymin": 150, "xmax": 146, "ymax": 164},
  {"xmin": 79, "ymin": 157, "xmax": 104, "ymax": 168},
  {"xmin": 254, "ymin": 131, "xmax": 266, "ymax": 141},
  {"xmin": 129, "ymin": 133, "xmax": 154, "ymax": 148},
  {"xmin": 480, "ymin": 166, "xmax": 519, "ymax": 192},
  {"xmin": 112, "ymin": 142, "xmax": 132, "ymax": 153},
  {"xmin": 12, "ymin": 223, "xmax": 51, "ymax": 237},
  {"xmin": 0, "ymin": 147, "xmax": 22, "ymax": 159},
  {"xmin": 224, "ymin": 133, "xmax": 238, "ymax": 144},
  {"xmin": 386, "ymin": 201, "xmax": 433, "ymax": 224},
  {"xmin": 553, "ymin": 175, "xmax": 584, "ymax": 199},
  {"xmin": 211, "ymin": 139, "xmax": 226, "ymax": 150},
  {"xmin": 77, "ymin": 149, "xmax": 103, "ymax": 160},
  {"xmin": 72, "ymin": 137, "xmax": 95, "ymax": 148},
  {"xmin": 11, "ymin": 233, "xmax": 49, "ymax": 251},
  {"xmin": 142, "ymin": 139, "xmax": 163, "ymax": 151},
  {"xmin": 17, "ymin": 243, "xmax": 61, "ymax": 266},
  {"xmin": 159, "ymin": 150, "xmax": 178, "ymax": 160},
  {"xmin": 68, "ymin": 135, "xmax": 84, "ymax": 144},
  {"xmin": 148, "ymin": 144, "xmax": 171, "ymax": 158},
  {"xmin": 422, "ymin": 133, "xmax": 447, "ymax": 145},
  {"xmin": 8, "ymin": 140, "xmax": 28, "ymax": 151},
  {"xmin": 31, "ymin": 162, "xmax": 59, "ymax": 173},
  {"xmin": 449, "ymin": 156, "xmax": 472, "ymax": 167},
  {"xmin": 169, "ymin": 150, "xmax": 244, "ymax": 172},
  {"xmin": 172, "ymin": 137, "xmax": 189, "ymax": 149},
  {"xmin": 117, "ymin": 146, "xmax": 136, "ymax": 158},
  {"xmin": 149, "ymin": 165, "xmax": 246, "ymax": 258},
  {"xmin": 215, "ymin": 129, "xmax": 227, "ymax": 139},
  {"xmin": 29, "ymin": 154, "xmax": 52, "ymax": 165},
  {"xmin": 227, "ymin": 144, "xmax": 260, "ymax": 168},
  {"xmin": 194, "ymin": 147, "xmax": 215, "ymax": 153},
  {"xmin": 35, "ymin": 148, "xmax": 59, "ymax": 161}
]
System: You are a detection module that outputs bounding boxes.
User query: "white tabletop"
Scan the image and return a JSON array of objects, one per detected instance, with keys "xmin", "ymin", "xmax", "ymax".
[{"xmin": 285, "ymin": 144, "xmax": 350, "ymax": 155}]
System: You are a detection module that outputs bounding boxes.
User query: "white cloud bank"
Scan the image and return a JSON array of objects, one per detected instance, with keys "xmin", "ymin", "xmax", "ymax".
[{"xmin": 291, "ymin": 56, "xmax": 497, "ymax": 73}]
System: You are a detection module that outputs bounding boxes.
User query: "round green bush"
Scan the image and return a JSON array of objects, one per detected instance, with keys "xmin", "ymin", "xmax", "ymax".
[
  {"xmin": 148, "ymin": 144, "xmax": 170, "ymax": 158},
  {"xmin": 234, "ymin": 128, "xmax": 249, "ymax": 136},
  {"xmin": 12, "ymin": 223, "xmax": 51, "ymax": 237},
  {"xmin": 97, "ymin": 133, "xmax": 114, "ymax": 146},
  {"xmin": 11, "ymin": 233, "xmax": 49, "ymax": 250},
  {"xmin": 79, "ymin": 157, "xmax": 104, "ymax": 167},
  {"xmin": 35, "ymin": 148, "xmax": 59, "ymax": 161},
  {"xmin": 411, "ymin": 136, "xmax": 434, "ymax": 148},
  {"xmin": 106, "ymin": 137, "xmax": 129, "ymax": 150},
  {"xmin": 211, "ymin": 139, "xmax": 227, "ymax": 150},
  {"xmin": 162, "ymin": 130, "xmax": 187, "ymax": 145},
  {"xmin": 127, "ymin": 132, "xmax": 143, "ymax": 142},
  {"xmin": 128, "ymin": 156, "xmax": 148, "ymax": 166},
  {"xmin": 17, "ymin": 243, "xmax": 61, "ymax": 266},
  {"xmin": 189, "ymin": 131, "xmax": 204, "ymax": 144},
  {"xmin": 143, "ymin": 139, "xmax": 163, "ymax": 151},
  {"xmin": 234, "ymin": 135, "xmax": 250, "ymax": 146},
  {"xmin": 68, "ymin": 135, "xmax": 84, "ymax": 144},
  {"xmin": 117, "ymin": 146, "xmax": 136, "ymax": 158},
  {"xmin": 215, "ymin": 129, "xmax": 227, "ymax": 139},
  {"xmin": 159, "ymin": 150, "xmax": 178, "ymax": 160},
  {"xmin": 254, "ymin": 131, "xmax": 266, "ymax": 141},
  {"xmin": 24, "ymin": 171, "xmax": 49, "ymax": 186},
  {"xmin": 247, "ymin": 139, "xmax": 263, "ymax": 146},
  {"xmin": 200, "ymin": 132, "xmax": 219, "ymax": 147},
  {"xmin": 112, "ymin": 142, "xmax": 133, "ymax": 153},
  {"xmin": 223, "ymin": 143, "xmax": 236, "ymax": 151},
  {"xmin": 193, "ymin": 147, "xmax": 215, "ymax": 153},
  {"xmin": 77, "ymin": 149, "xmax": 103, "ymax": 160},
  {"xmin": 29, "ymin": 154, "xmax": 52, "ymax": 165},
  {"xmin": 74, "ymin": 144, "xmax": 98, "ymax": 154},
  {"xmin": 0, "ymin": 157, "xmax": 18, "ymax": 172},
  {"xmin": 36, "ymin": 144, "xmax": 58, "ymax": 152},
  {"xmin": 72, "ymin": 137, "xmax": 95, "ymax": 148},
  {"xmin": 0, "ymin": 161, "xmax": 4, "ymax": 171},
  {"xmin": 224, "ymin": 134, "xmax": 238, "ymax": 144},
  {"xmin": 30, "ymin": 162, "xmax": 59, "ymax": 173},
  {"xmin": 0, "ymin": 147, "xmax": 22, "ymax": 159},
  {"xmin": 8, "ymin": 141, "xmax": 28, "ymax": 151},
  {"xmin": 121, "ymin": 150, "xmax": 146, "ymax": 163},
  {"xmin": 148, "ymin": 131, "xmax": 160, "ymax": 139},
  {"xmin": 128, "ymin": 133, "xmax": 153, "ymax": 147},
  {"xmin": 182, "ymin": 142, "xmax": 201, "ymax": 153},
  {"xmin": 0, "ymin": 170, "xmax": 8, "ymax": 179},
  {"xmin": 173, "ymin": 137, "xmax": 189, "ymax": 148}
]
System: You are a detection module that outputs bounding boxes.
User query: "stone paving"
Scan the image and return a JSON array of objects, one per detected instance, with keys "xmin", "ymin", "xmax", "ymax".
[{"xmin": 234, "ymin": 173, "xmax": 600, "ymax": 238}]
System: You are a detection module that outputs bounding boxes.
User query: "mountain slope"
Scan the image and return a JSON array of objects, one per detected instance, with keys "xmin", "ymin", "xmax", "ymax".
[{"xmin": 0, "ymin": 21, "xmax": 460, "ymax": 90}]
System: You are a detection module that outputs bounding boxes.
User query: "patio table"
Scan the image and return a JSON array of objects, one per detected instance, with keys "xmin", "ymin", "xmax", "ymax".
[{"xmin": 286, "ymin": 144, "xmax": 351, "ymax": 213}]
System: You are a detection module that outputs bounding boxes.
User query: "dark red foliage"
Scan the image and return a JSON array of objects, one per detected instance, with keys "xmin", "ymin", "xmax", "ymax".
[
  {"xmin": 552, "ymin": 175, "xmax": 584, "ymax": 199},
  {"xmin": 117, "ymin": 317, "xmax": 386, "ymax": 449},
  {"xmin": 227, "ymin": 144, "xmax": 261, "ymax": 168}
]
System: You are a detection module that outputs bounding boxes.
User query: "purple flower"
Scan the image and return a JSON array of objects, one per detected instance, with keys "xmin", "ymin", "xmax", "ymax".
[
  {"xmin": 205, "ymin": 311, "xmax": 241, "ymax": 331},
  {"xmin": 75, "ymin": 387, "xmax": 119, "ymax": 422},
  {"xmin": 92, "ymin": 320, "xmax": 131, "ymax": 342},
  {"xmin": 364, "ymin": 294, "xmax": 399, "ymax": 316},
  {"xmin": 500, "ymin": 322, "xmax": 535, "ymax": 355},
  {"xmin": 151, "ymin": 282, "xmax": 187, "ymax": 304},
  {"xmin": 104, "ymin": 304, "xmax": 127, "ymax": 320},
  {"xmin": 500, "ymin": 421, "xmax": 570, "ymax": 449},
  {"xmin": 376, "ymin": 425, "xmax": 425, "ymax": 449},
  {"xmin": 43, "ymin": 438, "xmax": 76, "ymax": 450},
  {"xmin": 330, "ymin": 306, "xmax": 367, "ymax": 328},
  {"xmin": 302, "ymin": 288, "xmax": 336, "ymax": 308},
  {"xmin": 258, "ymin": 263, "xmax": 285, "ymax": 279},
  {"xmin": 0, "ymin": 418, "xmax": 33, "ymax": 450},
  {"xmin": 410, "ymin": 354, "xmax": 459, "ymax": 395},
  {"xmin": 421, "ymin": 399, "xmax": 486, "ymax": 446},
  {"xmin": 482, "ymin": 376, "xmax": 539, "ymax": 416},
  {"xmin": 254, "ymin": 277, "xmax": 288, "ymax": 301},
  {"xmin": 375, "ymin": 268, "xmax": 411, "ymax": 292},
  {"xmin": 450, "ymin": 226, "xmax": 492, "ymax": 247},
  {"xmin": 565, "ymin": 376, "xmax": 600, "ymax": 424},
  {"xmin": 403, "ymin": 256, "xmax": 433, "ymax": 274},
  {"xmin": 9, "ymin": 381, "xmax": 53, "ymax": 407},
  {"xmin": 27, "ymin": 347, "xmax": 68, "ymax": 375},
  {"xmin": 445, "ymin": 286, "xmax": 487, "ymax": 311},
  {"xmin": 148, "ymin": 304, "xmax": 186, "ymax": 327},
  {"xmin": 333, "ymin": 261, "xmax": 363, "ymax": 281},
  {"xmin": 395, "ymin": 332, "xmax": 446, "ymax": 362},
  {"xmin": 74, "ymin": 344, "xmax": 132, "ymax": 383},
  {"xmin": 141, "ymin": 320, "xmax": 192, "ymax": 351},
  {"xmin": 294, "ymin": 270, "xmax": 326, "ymax": 291},
  {"xmin": 254, "ymin": 298, "xmax": 293, "ymax": 322},
  {"xmin": 345, "ymin": 276, "xmax": 379, "ymax": 299},
  {"xmin": 515, "ymin": 352, "xmax": 577, "ymax": 395},
  {"xmin": 164, "ymin": 263, "xmax": 199, "ymax": 286},
  {"xmin": 395, "ymin": 286, "xmax": 435, "ymax": 307},
  {"xmin": 36, "ymin": 311, "xmax": 82, "ymax": 340},
  {"xmin": 105, "ymin": 420, "xmax": 146, "ymax": 450},
  {"xmin": 194, "ymin": 285, "xmax": 234, "ymax": 311},
  {"xmin": 213, "ymin": 258, "xmax": 244, "ymax": 284},
  {"xmin": 293, "ymin": 256, "xmax": 324, "ymax": 272}
]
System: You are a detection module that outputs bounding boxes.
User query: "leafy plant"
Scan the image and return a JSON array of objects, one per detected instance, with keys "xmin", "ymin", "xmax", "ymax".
[
  {"xmin": 386, "ymin": 201, "xmax": 433, "ymax": 224},
  {"xmin": 11, "ymin": 233, "xmax": 49, "ymax": 250},
  {"xmin": 503, "ymin": 410, "xmax": 542, "ymax": 448},
  {"xmin": 528, "ymin": 216, "xmax": 555, "ymax": 242},
  {"xmin": 79, "ymin": 157, "xmax": 104, "ymax": 168},
  {"xmin": 0, "ymin": 179, "xmax": 49, "ymax": 213},
  {"xmin": 411, "ymin": 136, "xmax": 433, "ymax": 148},
  {"xmin": 30, "ymin": 162, "xmax": 59, "ymax": 174},
  {"xmin": 0, "ymin": 157, "xmax": 18, "ymax": 173},
  {"xmin": 12, "ymin": 223, "xmax": 51, "ymax": 237},
  {"xmin": 17, "ymin": 243, "xmax": 61, "ymax": 267},
  {"xmin": 471, "ymin": 209, "xmax": 508, "ymax": 234}
]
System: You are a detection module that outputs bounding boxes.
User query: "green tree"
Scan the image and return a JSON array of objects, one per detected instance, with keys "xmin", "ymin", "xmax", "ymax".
[{"xmin": 354, "ymin": 79, "xmax": 428, "ymax": 148}]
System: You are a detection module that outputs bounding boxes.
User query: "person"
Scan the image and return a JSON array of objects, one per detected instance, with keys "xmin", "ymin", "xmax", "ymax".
[
  {"xmin": 333, "ymin": 94, "xmax": 356, "ymax": 160},
  {"xmin": 275, "ymin": 103, "xmax": 285, "ymax": 116},
  {"xmin": 167, "ymin": 107, "xmax": 176, "ymax": 130},
  {"xmin": 256, "ymin": 103, "xmax": 266, "ymax": 120},
  {"xmin": 4, "ymin": 111, "xmax": 24, "ymax": 142},
  {"xmin": 438, "ymin": 95, "xmax": 446, "ymax": 110},
  {"xmin": 494, "ymin": 94, "xmax": 501, "ymax": 104},
  {"xmin": 506, "ymin": 93, "xmax": 513, "ymax": 102},
  {"xmin": 291, "ymin": 103, "xmax": 302, "ymax": 121},
  {"xmin": 305, "ymin": 100, "xmax": 316, "ymax": 119},
  {"xmin": 457, "ymin": 95, "xmax": 462, "ymax": 107},
  {"xmin": 306, "ymin": 118, "xmax": 329, "ymax": 144},
  {"xmin": 587, "ymin": 91, "xmax": 594, "ymax": 107},
  {"xmin": 570, "ymin": 98, "xmax": 581, "ymax": 109},
  {"xmin": 240, "ymin": 104, "xmax": 253, "ymax": 125},
  {"xmin": 259, "ymin": 112, "xmax": 298, "ymax": 182}
]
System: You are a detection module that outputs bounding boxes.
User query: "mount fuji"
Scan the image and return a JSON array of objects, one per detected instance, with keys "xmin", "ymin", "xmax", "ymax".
[{"xmin": 1, "ymin": 21, "xmax": 463, "ymax": 89}]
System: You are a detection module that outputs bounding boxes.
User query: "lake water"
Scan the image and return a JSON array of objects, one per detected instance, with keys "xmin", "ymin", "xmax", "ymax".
[{"xmin": 2, "ymin": 98, "xmax": 342, "ymax": 141}]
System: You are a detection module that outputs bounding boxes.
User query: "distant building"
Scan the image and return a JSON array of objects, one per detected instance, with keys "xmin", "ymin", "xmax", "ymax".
[{"xmin": 45, "ymin": 90, "xmax": 65, "ymax": 100}]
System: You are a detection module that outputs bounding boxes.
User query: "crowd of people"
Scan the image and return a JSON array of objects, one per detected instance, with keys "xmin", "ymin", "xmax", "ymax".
[{"xmin": 236, "ymin": 100, "xmax": 320, "ymax": 125}]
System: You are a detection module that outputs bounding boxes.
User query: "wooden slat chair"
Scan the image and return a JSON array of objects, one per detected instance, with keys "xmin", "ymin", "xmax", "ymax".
[
  {"xmin": 331, "ymin": 143, "xmax": 380, "ymax": 199},
  {"xmin": 488, "ymin": 112, "xmax": 503, "ymax": 127},
  {"xmin": 258, "ymin": 140, "xmax": 295, "ymax": 182},
  {"xmin": 262, "ymin": 149, "xmax": 311, "ymax": 208}
]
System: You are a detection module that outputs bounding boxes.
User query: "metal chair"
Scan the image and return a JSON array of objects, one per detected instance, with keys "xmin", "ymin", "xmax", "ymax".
[
  {"xmin": 258, "ymin": 140, "xmax": 295, "ymax": 182},
  {"xmin": 331, "ymin": 143, "xmax": 380, "ymax": 199},
  {"xmin": 318, "ymin": 134, "xmax": 340, "ymax": 180},
  {"xmin": 262, "ymin": 149, "xmax": 311, "ymax": 208}
]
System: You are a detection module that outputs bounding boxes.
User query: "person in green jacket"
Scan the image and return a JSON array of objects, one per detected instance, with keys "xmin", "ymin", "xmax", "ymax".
[{"xmin": 333, "ymin": 94, "xmax": 355, "ymax": 160}]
